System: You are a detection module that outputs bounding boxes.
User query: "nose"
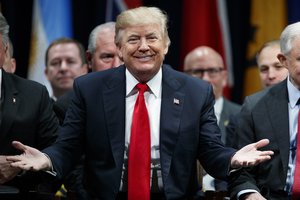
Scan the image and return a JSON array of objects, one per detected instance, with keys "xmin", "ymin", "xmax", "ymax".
[
  {"xmin": 202, "ymin": 72, "xmax": 211, "ymax": 82},
  {"xmin": 268, "ymin": 67, "xmax": 276, "ymax": 80},
  {"xmin": 138, "ymin": 38, "xmax": 150, "ymax": 51},
  {"xmin": 59, "ymin": 61, "xmax": 68, "ymax": 70}
]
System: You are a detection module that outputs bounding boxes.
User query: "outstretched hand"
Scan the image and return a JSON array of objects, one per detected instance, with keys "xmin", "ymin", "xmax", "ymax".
[
  {"xmin": 231, "ymin": 139, "xmax": 274, "ymax": 168},
  {"xmin": 6, "ymin": 141, "xmax": 51, "ymax": 171}
]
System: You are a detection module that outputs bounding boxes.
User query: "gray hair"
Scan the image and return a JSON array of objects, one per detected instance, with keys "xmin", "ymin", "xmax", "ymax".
[
  {"xmin": 87, "ymin": 22, "xmax": 116, "ymax": 54},
  {"xmin": 0, "ymin": 12, "xmax": 10, "ymax": 48},
  {"xmin": 115, "ymin": 6, "xmax": 170, "ymax": 48},
  {"xmin": 280, "ymin": 22, "xmax": 300, "ymax": 55}
]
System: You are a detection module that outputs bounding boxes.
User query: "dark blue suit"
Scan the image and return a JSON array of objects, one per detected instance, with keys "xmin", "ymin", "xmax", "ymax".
[{"xmin": 43, "ymin": 64, "xmax": 236, "ymax": 199}]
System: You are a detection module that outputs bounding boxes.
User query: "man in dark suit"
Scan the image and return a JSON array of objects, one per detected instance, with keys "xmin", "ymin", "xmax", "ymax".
[
  {"xmin": 8, "ymin": 7, "xmax": 273, "ymax": 200},
  {"xmin": 229, "ymin": 22, "xmax": 300, "ymax": 200},
  {"xmin": 184, "ymin": 46, "xmax": 241, "ymax": 192},
  {"xmin": 0, "ymin": 12, "xmax": 59, "ymax": 199}
]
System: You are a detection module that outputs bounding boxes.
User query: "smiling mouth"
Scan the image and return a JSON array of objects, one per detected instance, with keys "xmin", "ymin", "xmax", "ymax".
[{"xmin": 135, "ymin": 55, "xmax": 154, "ymax": 61}]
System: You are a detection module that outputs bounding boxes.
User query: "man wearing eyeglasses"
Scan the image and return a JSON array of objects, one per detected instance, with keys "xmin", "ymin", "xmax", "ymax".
[{"xmin": 184, "ymin": 46, "xmax": 241, "ymax": 193}]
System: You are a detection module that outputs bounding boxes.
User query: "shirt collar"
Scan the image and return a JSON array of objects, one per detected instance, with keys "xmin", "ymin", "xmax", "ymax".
[
  {"xmin": 287, "ymin": 76, "xmax": 300, "ymax": 108},
  {"xmin": 214, "ymin": 96, "xmax": 224, "ymax": 113},
  {"xmin": 126, "ymin": 67, "xmax": 162, "ymax": 98}
]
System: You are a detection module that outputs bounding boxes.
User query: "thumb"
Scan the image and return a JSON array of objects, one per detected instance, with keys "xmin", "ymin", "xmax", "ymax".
[
  {"xmin": 254, "ymin": 139, "xmax": 270, "ymax": 149},
  {"xmin": 11, "ymin": 141, "xmax": 27, "ymax": 152}
]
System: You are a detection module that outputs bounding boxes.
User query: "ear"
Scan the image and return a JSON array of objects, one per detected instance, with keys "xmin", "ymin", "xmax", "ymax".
[
  {"xmin": 82, "ymin": 63, "xmax": 89, "ymax": 74},
  {"xmin": 11, "ymin": 58, "xmax": 16, "ymax": 73},
  {"xmin": 117, "ymin": 47, "xmax": 124, "ymax": 62},
  {"xmin": 86, "ymin": 51, "xmax": 92, "ymax": 71},
  {"xmin": 163, "ymin": 44, "xmax": 169, "ymax": 55},
  {"xmin": 222, "ymin": 70, "xmax": 228, "ymax": 87},
  {"xmin": 44, "ymin": 68, "xmax": 50, "ymax": 81},
  {"xmin": 277, "ymin": 53, "xmax": 288, "ymax": 69}
]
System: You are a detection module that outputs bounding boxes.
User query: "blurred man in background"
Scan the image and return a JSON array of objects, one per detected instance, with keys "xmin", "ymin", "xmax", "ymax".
[
  {"xmin": 45, "ymin": 38, "xmax": 88, "ymax": 100},
  {"xmin": 184, "ymin": 46, "xmax": 241, "ymax": 194},
  {"xmin": 256, "ymin": 39, "xmax": 289, "ymax": 88}
]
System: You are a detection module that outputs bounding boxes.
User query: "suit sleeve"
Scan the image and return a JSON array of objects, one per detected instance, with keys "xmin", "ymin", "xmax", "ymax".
[
  {"xmin": 197, "ymin": 85, "xmax": 236, "ymax": 180},
  {"xmin": 36, "ymin": 85, "xmax": 59, "ymax": 149},
  {"xmin": 43, "ymin": 81, "xmax": 85, "ymax": 179},
  {"xmin": 228, "ymin": 96, "xmax": 260, "ymax": 199}
]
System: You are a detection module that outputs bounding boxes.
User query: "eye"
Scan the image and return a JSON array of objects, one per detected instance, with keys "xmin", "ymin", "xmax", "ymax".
[
  {"xmin": 147, "ymin": 36, "xmax": 158, "ymax": 42},
  {"xmin": 128, "ymin": 37, "xmax": 139, "ymax": 44},
  {"xmin": 100, "ymin": 54, "xmax": 114, "ymax": 62},
  {"xmin": 67, "ymin": 59, "xmax": 76, "ymax": 65},
  {"xmin": 259, "ymin": 66, "xmax": 269, "ymax": 73},
  {"xmin": 49, "ymin": 60, "xmax": 61, "ymax": 67},
  {"xmin": 275, "ymin": 64, "xmax": 284, "ymax": 70}
]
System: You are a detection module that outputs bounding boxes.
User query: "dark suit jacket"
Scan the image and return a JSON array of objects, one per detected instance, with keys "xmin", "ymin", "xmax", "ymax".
[
  {"xmin": 229, "ymin": 80, "xmax": 289, "ymax": 200},
  {"xmin": 0, "ymin": 70, "xmax": 59, "ymax": 191},
  {"xmin": 219, "ymin": 99, "xmax": 241, "ymax": 146},
  {"xmin": 214, "ymin": 99, "xmax": 241, "ymax": 191},
  {"xmin": 0, "ymin": 70, "xmax": 58, "ymax": 153},
  {"xmin": 44, "ymin": 64, "xmax": 236, "ymax": 200},
  {"xmin": 53, "ymin": 90, "xmax": 73, "ymax": 125}
]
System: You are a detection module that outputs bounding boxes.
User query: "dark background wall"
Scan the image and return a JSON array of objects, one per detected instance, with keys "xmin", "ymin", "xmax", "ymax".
[{"xmin": 0, "ymin": 0, "xmax": 251, "ymax": 103}]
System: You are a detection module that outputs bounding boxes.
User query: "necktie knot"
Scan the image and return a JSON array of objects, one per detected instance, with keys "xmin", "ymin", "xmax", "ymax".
[{"xmin": 136, "ymin": 83, "xmax": 148, "ymax": 95}]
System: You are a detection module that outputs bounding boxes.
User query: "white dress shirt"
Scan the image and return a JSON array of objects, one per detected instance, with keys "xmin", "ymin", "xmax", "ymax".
[
  {"xmin": 214, "ymin": 97, "xmax": 224, "ymax": 125},
  {"xmin": 121, "ymin": 67, "xmax": 163, "ymax": 191}
]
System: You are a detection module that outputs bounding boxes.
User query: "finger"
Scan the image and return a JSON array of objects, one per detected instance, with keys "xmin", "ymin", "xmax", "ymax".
[
  {"xmin": 254, "ymin": 139, "xmax": 270, "ymax": 149},
  {"xmin": 11, "ymin": 141, "xmax": 28, "ymax": 152},
  {"xmin": 6, "ymin": 155, "xmax": 22, "ymax": 162},
  {"xmin": 259, "ymin": 150, "xmax": 274, "ymax": 156}
]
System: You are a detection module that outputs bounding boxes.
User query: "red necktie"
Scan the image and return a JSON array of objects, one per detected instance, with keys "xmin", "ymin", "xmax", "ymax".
[
  {"xmin": 292, "ymin": 102, "xmax": 300, "ymax": 199},
  {"xmin": 128, "ymin": 83, "xmax": 150, "ymax": 200}
]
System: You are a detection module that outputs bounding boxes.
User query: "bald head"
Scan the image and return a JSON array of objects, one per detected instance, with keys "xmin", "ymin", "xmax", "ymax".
[
  {"xmin": 184, "ymin": 46, "xmax": 224, "ymax": 70},
  {"xmin": 184, "ymin": 46, "xmax": 227, "ymax": 99}
]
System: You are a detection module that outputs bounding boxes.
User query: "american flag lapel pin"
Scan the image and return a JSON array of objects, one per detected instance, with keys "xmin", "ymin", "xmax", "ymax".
[{"xmin": 173, "ymin": 98, "xmax": 180, "ymax": 105}]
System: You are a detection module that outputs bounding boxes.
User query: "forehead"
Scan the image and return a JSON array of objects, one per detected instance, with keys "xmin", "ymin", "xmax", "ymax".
[
  {"xmin": 48, "ymin": 43, "xmax": 80, "ymax": 57},
  {"xmin": 290, "ymin": 36, "xmax": 300, "ymax": 53},
  {"xmin": 188, "ymin": 52, "xmax": 222, "ymax": 68},
  {"xmin": 260, "ymin": 45, "xmax": 280, "ymax": 56},
  {"xmin": 123, "ymin": 24, "xmax": 162, "ymax": 36}
]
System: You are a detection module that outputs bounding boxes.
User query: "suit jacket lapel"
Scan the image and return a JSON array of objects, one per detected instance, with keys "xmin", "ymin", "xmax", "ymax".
[
  {"xmin": 265, "ymin": 81, "xmax": 289, "ymax": 177},
  {"xmin": 102, "ymin": 66, "xmax": 126, "ymax": 167},
  {"xmin": 160, "ymin": 65, "xmax": 185, "ymax": 182},
  {"xmin": 0, "ymin": 71, "xmax": 19, "ymax": 139}
]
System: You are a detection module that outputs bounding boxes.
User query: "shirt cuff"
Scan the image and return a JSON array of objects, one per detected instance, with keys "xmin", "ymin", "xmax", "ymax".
[
  {"xmin": 42, "ymin": 153, "xmax": 57, "ymax": 176},
  {"xmin": 237, "ymin": 189, "xmax": 258, "ymax": 199}
]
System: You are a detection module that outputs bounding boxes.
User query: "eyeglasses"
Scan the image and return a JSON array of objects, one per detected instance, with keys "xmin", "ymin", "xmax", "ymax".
[{"xmin": 184, "ymin": 67, "xmax": 224, "ymax": 78}]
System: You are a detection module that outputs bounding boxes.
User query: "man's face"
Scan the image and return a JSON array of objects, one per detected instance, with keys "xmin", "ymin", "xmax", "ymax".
[
  {"xmin": 257, "ymin": 45, "xmax": 288, "ymax": 88},
  {"xmin": 88, "ymin": 30, "xmax": 122, "ymax": 72},
  {"xmin": 117, "ymin": 24, "xmax": 168, "ymax": 82},
  {"xmin": 45, "ymin": 43, "xmax": 87, "ymax": 97},
  {"xmin": 279, "ymin": 37, "xmax": 300, "ymax": 88},
  {"xmin": 184, "ymin": 52, "xmax": 226, "ymax": 99}
]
